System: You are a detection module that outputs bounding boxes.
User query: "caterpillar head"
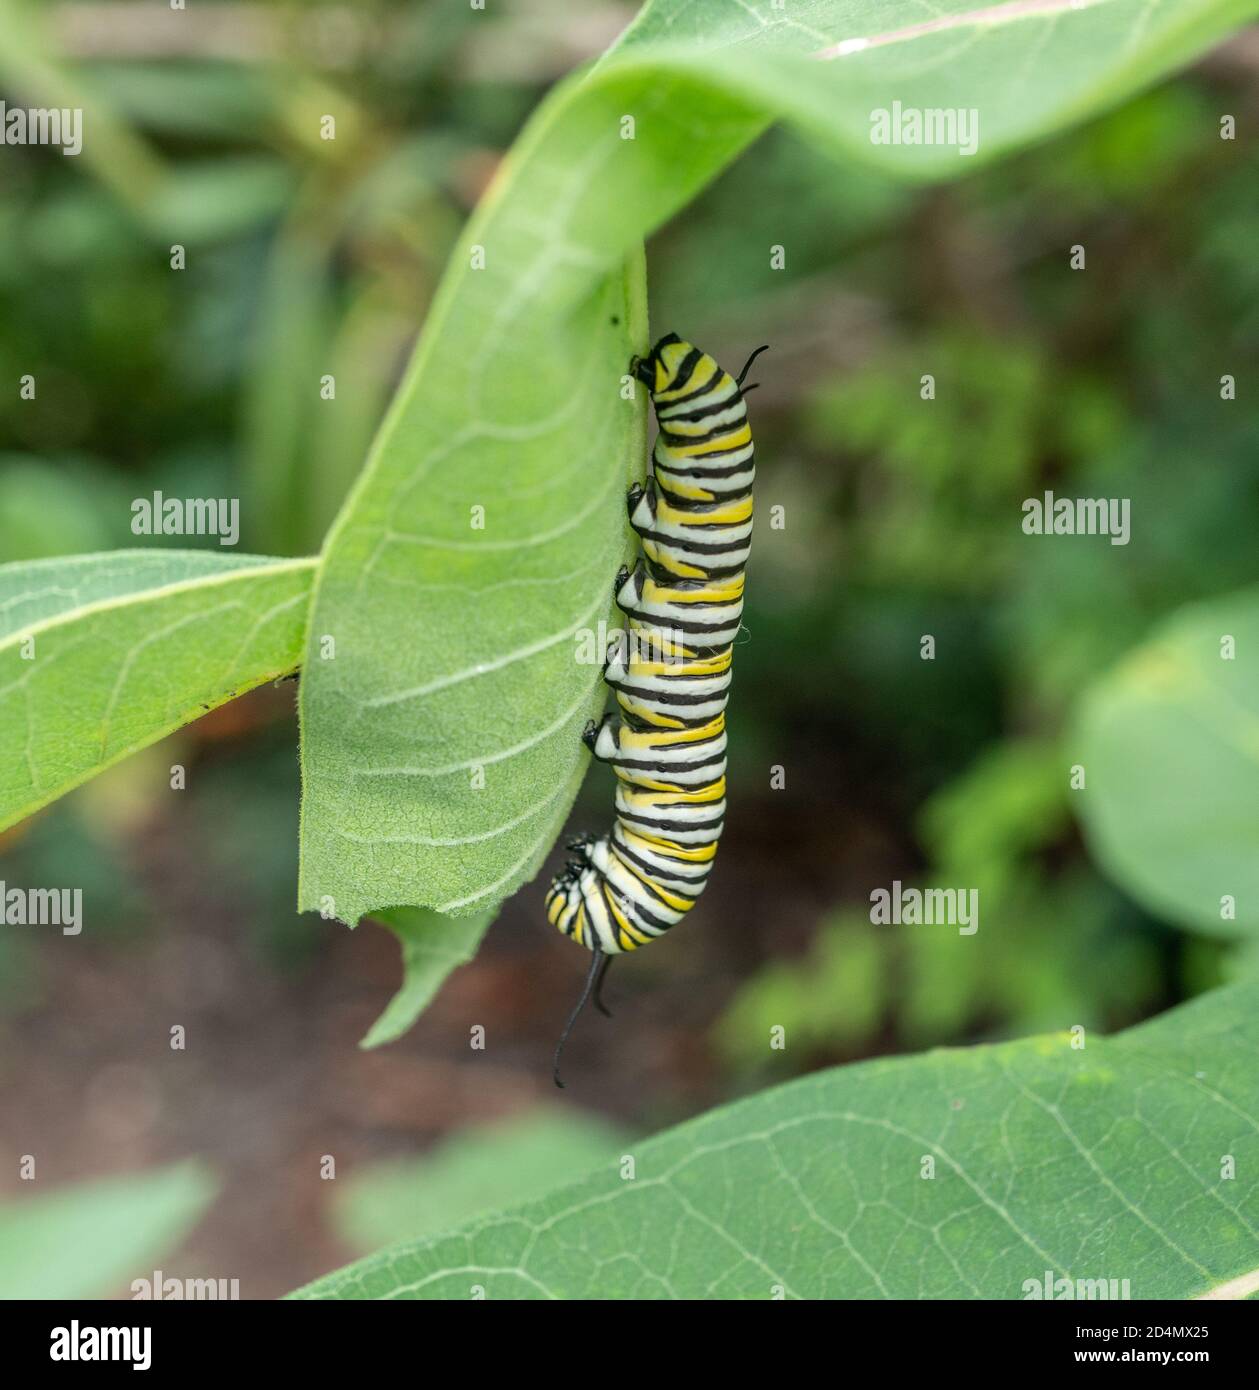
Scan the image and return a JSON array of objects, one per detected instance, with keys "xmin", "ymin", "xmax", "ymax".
[{"xmin": 630, "ymin": 332, "xmax": 685, "ymax": 393}]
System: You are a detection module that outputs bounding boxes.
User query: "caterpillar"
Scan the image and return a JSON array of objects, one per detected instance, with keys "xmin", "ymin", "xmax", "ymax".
[{"xmin": 545, "ymin": 332, "xmax": 767, "ymax": 1084}]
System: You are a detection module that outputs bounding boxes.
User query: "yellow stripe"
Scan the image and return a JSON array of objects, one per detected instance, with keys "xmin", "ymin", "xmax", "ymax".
[
  {"xmin": 611, "ymin": 848, "xmax": 694, "ymax": 912},
  {"xmin": 605, "ymin": 892, "xmax": 631, "ymax": 933},
  {"xmin": 622, "ymin": 829, "xmax": 719, "ymax": 862},
  {"xmin": 643, "ymin": 540, "xmax": 709, "ymax": 577},
  {"xmin": 617, "ymin": 715, "xmax": 724, "ymax": 751},
  {"xmin": 622, "ymin": 829, "xmax": 688, "ymax": 852},
  {"xmin": 647, "ymin": 576, "xmax": 744, "ymax": 605},
  {"xmin": 660, "ymin": 403, "xmax": 741, "ymax": 436},
  {"xmin": 601, "ymin": 887, "xmax": 650, "ymax": 947},
  {"xmin": 621, "ymin": 779, "xmax": 725, "ymax": 807},
  {"xmin": 627, "ymin": 649, "xmax": 730, "ymax": 678},
  {"xmin": 650, "ymin": 476, "xmax": 718, "ymax": 503},
  {"xmin": 654, "ymin": 355, "xmax": 720, "ymax": 400},
  {"xmin": 665, "ymin": 423, "xmax": 752, "ymax": 458},
  {"xmin": 613, "ymin": 768, "xmax": 705, "ymax": 793},
  {"xmin": 624, "ymin": 623, "xmax": 703, "ymax": 660},
  {"xmin": 614, "ymin": 694, "xmax": 685, "ymax": 729},
  {"xmin": 658, "ymin": 494, "xmax": 753, "ymax": 527}
]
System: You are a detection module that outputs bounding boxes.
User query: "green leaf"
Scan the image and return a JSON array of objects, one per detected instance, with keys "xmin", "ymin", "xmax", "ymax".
[
  {"xmin": 1074, "ymin": 587, "xmax": 1259, "ymax": 939},
  {"xmin": 618, "ymin": 0, "xmax": 1259, "ymax": 176},
  {"xmin": 333, "ymin": 1108, "xmax": 631, "ymax": 1251},
  {"xmin": 299, "ymin": 0, "xmax": 1259, "ymax": 926},
  {"xmin": 0, "ymin": 551, "xmax": 315, "ymax": 832},
  {"xmin": 0, "ymin": 1160, "xmax": 216, "ymax": 1299},
  {"xmin": 297, "ymin": 244, "xmax": 650, "ymax": 927},
  {"xmin": 359, "ymin": 905, "xmax": 497, "ymax": 1049},
  {"xmin": 293, "ymin": 979, "xmax": 1259, "ymax": 1300}
]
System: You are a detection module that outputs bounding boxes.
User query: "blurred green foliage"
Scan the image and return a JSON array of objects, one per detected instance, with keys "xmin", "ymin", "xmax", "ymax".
[
  {"xmin": 333, "ymin": 1107, "xmax": 630, "ymax": 1253},
  {"xmin": 688, "ymin": 85, "xmax": 1256, "ymax": 1072},
  {"xmin": 0, "ymin": 0, "xmax": 555, "ymax": 557},
  {"xmin": 1074, "ymin": 587, "xmax": 1259, "ymax": 941},
  {"xmin": 0, "ymin": 1159, "xmax": 216, "ymax": 1298}
]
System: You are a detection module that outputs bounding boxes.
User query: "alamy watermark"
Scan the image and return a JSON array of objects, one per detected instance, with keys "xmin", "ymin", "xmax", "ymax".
[
  {"xmin": 131, "ymin": 492, "xmax": 239, "ymax": 546},
  {"xmin": 1022, "ymin": 491, "xmax": 1130, "ymax": 546},
  {"xmin": 1, "ymin": 103, "xmax": 82, "ymax": 157},
  {"xmin": 131, "ymin": 1270, "xmax": 240, "ymax": 1300},
  {"xmin": 869, "ymin": 881, "xmax": 978, "ymax": 936},
  {"xmin": 1, "ymin": 884, "xmax": 81, "ymax": 935},
  {"xmin": 1023, "ymin": 1271, "xmax": 1132, "ymax": 1300},
  {"xmin": 50, "ymin": 1324, "xmax": 149, "ymax": 1371},
  {"xmin": 869, "ymin": 102, "xmax": 979, "ymax": 157},
  {"xmin": 574, "ymin": 621, "xmax": 688, "ymax": 667}
]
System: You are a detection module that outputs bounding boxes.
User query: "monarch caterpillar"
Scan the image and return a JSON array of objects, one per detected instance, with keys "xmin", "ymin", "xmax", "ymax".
[{"xmin": 546, "ymin": 332, "xmax": 767, "ymax": 1084}]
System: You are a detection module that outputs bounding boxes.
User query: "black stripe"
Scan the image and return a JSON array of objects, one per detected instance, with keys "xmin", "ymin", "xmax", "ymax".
[
  {"xmin": 653, "ymin": 458, "xmax": 755, "ymax": 481},
  {"xmin": 655, "ymin": 391, "xmax": 741, "ymax": 425},
  {"xmin": 668, "ymin": 709, "xmax": 732, "ymax": 728},
  {"xmin": 643, "ymin": 570, "xmax": 727, "ymax": 593},
  {"xmin": 618, "ymin": 633, "xmax": 733, "ymax": 663},
  {"xmin": 617, "ymin": 870, "xmax": 690, "ymax": 913},
  {"xmin": 614, "ymin": 885, "xmax": 676, "ymax": 932},
  {"xmin": 658, "ymin": 439, "xmax": 747, "ymax": 466},
  {"xmin": 617, "ymin": 601, "xmax": 743, "ymax": 627},
  {"xmin": 610, "ymin": 661, "xmax": 732, "ymax": 683},
  {"xmin": 622, "ymin": 598, "xmax": 743, "ymax": 621},
  {"xmin": 645, "ymin": 558, "xmax": 746, "ymax": 584},
  {"xmin": 615, "ymin": 663, "xmax": 731, "ymax": 683},
  {"xmin": 637, "ymin": 576, "xmax": 743, "ymax": 601},
  {"xmin": 611, "ymin": 733, "xmax": 728, "ymax": 756},
  {"xmin": 615, "ymin": 648, "xmax": 732, "ymax": 676},
  {"xmin": 655, "ymin": 494, "xmax": 753, "ymax": 517},
  {"xmin": 658, "ymin": 440, "xmax": 755, "ymax": 465},
  {"xmin": 611, "ymin": 847, "xmax": 703, "ymax": 901},
  {"xmin": 637, "ymin": 587, "xmax": 744, "ymax": 608},
  {"xmin": 616, "ymin": 700, "xmax": 730, "ymax": 731},
  {"xmin": 635, "ymin": 727, "xmax": 727, "ymax": 751},
  {"xmin": 659, "ymin": 416, "xmax": 748, "ymax": 448},
  {"xmin": 614, "ymin": 625, "xmax": 740, "ymax": 651},
  {"xmin": 612, "ymin": 837, "xmax": 709, "ymax": 886},
  {"xmin": 613, "ymin": 830, "xmax": 717, "ymax": 873},
  {"xmin": 615, "ymin": 777, "xmax": 725, "ymax": 800},
  {"xmin": 644, "ymin": 531, "xmax": 750, "ymax": 555},
  {"xmin": 609, "ymin": 680, "xmax": 728, "ymax": 707},
  {"xmin": 617, "ymin": 810, "xmax": 725, "ymax": 835},
  {"xmin": 616, "ymin": 791, "xmax": 726, "ymax": 815},
  {"xmin": 613, "ymin": 754, "xmax": 726, "ymax": 776},
  {"xmin": 657, "ymin": 348, "xmax": 705, "ymax": 399},
  {"xmin": 656, "ymin": 482, "xmax": 753, "ymax": 510},
  {"xmin": 615, "ymin": 727, "xmax": 727, "ymax": 754},
  {"xmin": 654, "ymin": 362, "xmax": 721, "ymax": 409},
  {"xmin": 603, "ymin": 880, "xmax": 647, "ymax": 941},
  {"xmin": 648, "ymin": 528, "xmax": 745, "ymax": 551}
]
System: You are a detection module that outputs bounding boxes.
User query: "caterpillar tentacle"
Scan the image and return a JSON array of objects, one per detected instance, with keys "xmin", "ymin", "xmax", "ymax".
[{"xmin": 545, "ymin": 333, "xmax": 759, "ymax": 960}]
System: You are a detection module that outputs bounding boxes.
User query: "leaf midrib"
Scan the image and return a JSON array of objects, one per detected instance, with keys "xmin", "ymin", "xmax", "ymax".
[{"xmin": 0, "ymin": 554, "xmax": 317, "ymax": 658}]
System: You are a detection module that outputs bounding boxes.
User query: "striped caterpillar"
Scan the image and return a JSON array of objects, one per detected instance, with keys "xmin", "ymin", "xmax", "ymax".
[{"xmin": 545, "ymin": 333, "xmax": 766, "ymax": 1083}]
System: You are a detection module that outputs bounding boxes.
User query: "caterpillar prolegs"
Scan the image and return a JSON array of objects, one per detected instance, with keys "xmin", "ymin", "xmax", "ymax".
[{"xmin": 545, "ymin": 333, "xmax": 766, "ymax": 1083}]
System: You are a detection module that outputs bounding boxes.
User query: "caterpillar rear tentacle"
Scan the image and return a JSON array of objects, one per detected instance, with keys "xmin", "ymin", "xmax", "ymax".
[{"xmin": 546, "ymin": 333, "xmax": 762, "ymax": 1085}]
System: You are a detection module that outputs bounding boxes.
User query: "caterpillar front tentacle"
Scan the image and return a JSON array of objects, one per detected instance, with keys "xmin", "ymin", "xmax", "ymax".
[
  {"xmin": 582, "ymin": 713, "xmax": 622, "ymax": 762},
  {"xmin": 613, "ymin": 558, "xmax": 647, "ymax": 621}
]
